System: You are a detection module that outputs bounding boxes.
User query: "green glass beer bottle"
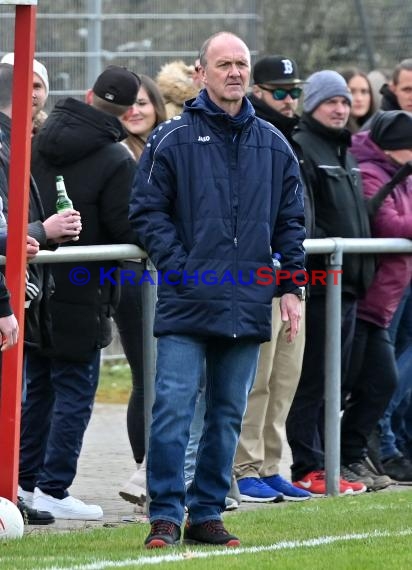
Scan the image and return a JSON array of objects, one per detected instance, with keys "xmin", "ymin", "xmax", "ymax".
[
  {"xmin": 56, "ymin": 175, "xmax": 73, "ymax": 212},
  {"xmin": 55, "ymin": 175, "xmax": 79, "ymax": 241}
]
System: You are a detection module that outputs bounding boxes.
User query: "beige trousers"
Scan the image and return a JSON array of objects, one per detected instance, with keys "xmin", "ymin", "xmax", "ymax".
[{"xmin": 234, "ymin": 297, "xmax": 306, "ymax": 479}]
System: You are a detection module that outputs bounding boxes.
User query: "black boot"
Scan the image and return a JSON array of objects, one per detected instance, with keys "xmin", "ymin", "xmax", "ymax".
[{"xmin": 17, "ymin": 497, "xmax": 55, "ymax": 525}]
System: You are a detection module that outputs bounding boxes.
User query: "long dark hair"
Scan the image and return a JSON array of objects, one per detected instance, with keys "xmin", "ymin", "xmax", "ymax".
[
  {"xmin": 123, "ymin": 74, "xmax": 167, "ymax": 161},
  {"xmin": 340, "ymin": 68, "xmax": 376, "ymax": 133}
]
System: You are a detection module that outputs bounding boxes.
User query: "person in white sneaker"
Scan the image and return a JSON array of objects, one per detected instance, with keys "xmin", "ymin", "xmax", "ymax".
[
  {"xmin": 18, "ymin": 66, "xmax": 141, "ymax": 521},
  {"xmin": 32, "ymin": 488, "xmax": 103, "ymax": 521}
]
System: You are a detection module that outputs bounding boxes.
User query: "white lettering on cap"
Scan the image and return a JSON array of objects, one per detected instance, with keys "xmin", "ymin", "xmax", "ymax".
[{"xmin": 281, "ymin": 59, "xmax": 294, "ymax": 75}]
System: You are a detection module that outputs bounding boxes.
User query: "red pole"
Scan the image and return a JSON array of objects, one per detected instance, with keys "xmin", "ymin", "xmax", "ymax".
[{"xmin": 0, "ymin": 5, "xmax": 37, "ymax": 501}]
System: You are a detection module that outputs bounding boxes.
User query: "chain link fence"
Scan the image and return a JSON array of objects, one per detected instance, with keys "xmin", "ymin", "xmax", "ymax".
[{"xmin": 1, "ymin": 0, "xmax": 411, "ymax": 112}]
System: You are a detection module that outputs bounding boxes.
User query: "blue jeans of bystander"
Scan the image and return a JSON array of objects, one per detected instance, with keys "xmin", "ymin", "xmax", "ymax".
[
  {"xmin": 380, "ymin": 286, "xmax": 412, "ymax": 459},
  {"xmin": 147, "ymin": 334, "xmax": 259, "ymax": 526},
  {"xmin": 19, "ymin": 351, "xmax": 100, "ymax": 498}
]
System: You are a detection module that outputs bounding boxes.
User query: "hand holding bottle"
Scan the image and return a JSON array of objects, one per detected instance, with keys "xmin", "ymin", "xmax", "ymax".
[
  {"xmin": 43, "ymin": 209, "xmax": 82, "ymax": 243},
  {"xmin": 55, "ymin": 175, "xmax": 81, "ymax": 241}
]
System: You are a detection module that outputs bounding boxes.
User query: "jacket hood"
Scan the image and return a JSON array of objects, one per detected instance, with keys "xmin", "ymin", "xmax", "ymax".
[
  {"xmin": 248, "ymin": 93, "xmax": 299, "ymax": 140},
  {"xmin": 351, "ymin": 130, "xmax": 399, "ymax": 177},
  {"xmin": 379, "ymin": 83, "xmax": 401, "ymax": 111},
  {"xmin": 35, "ymin": 98, "xmax": 128, "ymax": 166},
  {"xmin": 156, "ymin": 60, "xmax": 199, "ymax": 106}
]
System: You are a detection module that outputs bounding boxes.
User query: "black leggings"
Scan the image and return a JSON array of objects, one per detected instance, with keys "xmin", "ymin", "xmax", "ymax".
[
  {"xmin": 113, "ymin": 261, "xmax": 145, "ymax": 463},
  {"xmin": 341, "ymin": 318, "xmax": 397, "ymax": 464}
]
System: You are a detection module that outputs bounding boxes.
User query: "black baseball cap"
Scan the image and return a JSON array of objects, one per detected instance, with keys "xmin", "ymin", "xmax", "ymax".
[
  {"xmin": 92, "ymin": 65, "xmax": 140, "ymax": 106},
  {"xmin": 253, "ymin": 55, "xmax": 304, "ymax": 85}
]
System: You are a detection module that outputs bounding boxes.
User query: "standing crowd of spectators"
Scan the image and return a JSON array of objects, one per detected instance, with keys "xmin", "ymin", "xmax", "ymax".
[{"xmin": 1, "ymin": 34, "xmax": 412, "ymax": 547}]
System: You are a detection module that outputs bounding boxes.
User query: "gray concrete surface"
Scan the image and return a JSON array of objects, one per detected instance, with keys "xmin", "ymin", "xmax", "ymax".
[{"xmin": 27, "ymin": 402, "xmax": 293, "ymax": 533}]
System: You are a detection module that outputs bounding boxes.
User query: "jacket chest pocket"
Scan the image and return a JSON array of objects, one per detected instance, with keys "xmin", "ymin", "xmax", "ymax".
[{"xmin": 317, "ymin": 165, "xmax": 355, "ymax": 212}]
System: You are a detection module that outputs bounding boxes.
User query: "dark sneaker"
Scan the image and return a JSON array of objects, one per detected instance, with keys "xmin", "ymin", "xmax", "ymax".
[
  {"xmin": 144, "ymin": 520, "xmax": 181, "ymax": 549},
  {"xmin": 364, "ymin": 455, "xmax": 384, "ymax": 476},
  {"xmin": 341, "ymin": 464, "xmax": 374, "ymax": 490},
  {"xmin": 382, "ymin": 455, "xmax": 412, "ymax": 483},
  {"xmin": 17, "ymin": 498, "xmax": 55, "ymax": 525},
  {"xmin": 397, "ymin": 441, "xmax": 412, "ymax": 461},
  {"xmin": 183, "ymin": 519, "xmax": 240, "ymax": 547},
  {"xmin": 344, "ymin": 461, "xmax": 392, "ymax": 491}
]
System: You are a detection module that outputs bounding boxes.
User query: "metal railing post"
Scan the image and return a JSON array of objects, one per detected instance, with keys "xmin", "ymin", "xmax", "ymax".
[
  {"xmin": 324, "ymin": 238, "xmax": 343, "ymax": 496},
  {"xmin": 86, "ymin": 0, "xmax": 102, "ymax": 87},
  {"xmin": 141, "ymin": 257, "xmax": 157, "ymax": 513}
]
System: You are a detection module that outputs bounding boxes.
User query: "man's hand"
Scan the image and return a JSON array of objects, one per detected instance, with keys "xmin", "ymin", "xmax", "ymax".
[
  {"xmin": 26, "ymin": 235, "xmax": 40, "ymax": 259},
  {"xmin": 279, "ymin": 293, "xmax": 302, "ymax": 343},
  {"xmin": 0, "ymin": 313, "xmax": 19, "ymax": 351},
  {"xmin": 43, "ymin": 209, "xmax": 82, "ymax": 243}
]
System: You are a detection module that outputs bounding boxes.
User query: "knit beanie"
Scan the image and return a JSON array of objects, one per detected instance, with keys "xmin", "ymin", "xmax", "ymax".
[
  {"xmin": 370, "ymin": 110, "xmax": 412, "ymax": 150},
  {"xmin": 1, "ymin": 52, "xmax": 49, "ymax": 97},
  {"xmin": 303, "ymin": 70, "xmax": 352, "ymax": 114}
]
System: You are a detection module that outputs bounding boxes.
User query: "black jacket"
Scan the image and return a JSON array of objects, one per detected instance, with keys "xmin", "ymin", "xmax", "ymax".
[
  {"xmin": 248, "ymin": 94, "xmax": 315, "ymax": 239},
  {"xmin": 0, "ymin": 112, "xmax": 54, "ymax": 350},
  {"xmin": 379, "ymin": 84, "xmax": 401, "ymax": 111},
  {"xmin": 248, "ymin": 93, "xmax": 299, "ymax": 140},
  {"xmin": 0, "ymin": 266, "xmax": 12, "ymax": 318},
  {"xmin": 292, "ymin": 113, "xmax": 375, "ymax": 297},
  {"xmin": 31, "ymin": 98, "xmax": 139, "ymax": 362}
]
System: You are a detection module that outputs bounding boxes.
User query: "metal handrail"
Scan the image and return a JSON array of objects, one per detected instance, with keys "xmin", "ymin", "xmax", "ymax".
[
  {"xmin": 1, "ymin": 236, "xmax": 411, "ymax": 265},
  {"xmin": 4, "ymin": 236, "xmax": 411, "ymax": 496}
]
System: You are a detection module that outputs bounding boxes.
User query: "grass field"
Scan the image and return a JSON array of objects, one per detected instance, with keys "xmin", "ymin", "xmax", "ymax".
[
  {"xmin": 1, "ymin": 489, "xmax": 412, "ymax": 570},
  {"xmin": 95, "ymin": 360, "xmax": 131, "ymax": 404}
]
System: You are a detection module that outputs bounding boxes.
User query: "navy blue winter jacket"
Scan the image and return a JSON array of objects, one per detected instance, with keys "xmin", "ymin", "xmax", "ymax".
[{"xmin": 129, "ymin": 90, "xmax": 305, "ymax": 342}]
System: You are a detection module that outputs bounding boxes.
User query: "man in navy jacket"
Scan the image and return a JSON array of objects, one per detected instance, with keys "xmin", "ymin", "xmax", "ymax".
[{"xmin": 130, "ymin": 31, "xmax": 305, "ymax": 548}]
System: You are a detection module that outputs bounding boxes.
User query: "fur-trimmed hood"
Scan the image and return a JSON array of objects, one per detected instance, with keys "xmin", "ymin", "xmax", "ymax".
[{"xmin": 156, "ymin": 60, "xmax": 199, "ymax": 117}]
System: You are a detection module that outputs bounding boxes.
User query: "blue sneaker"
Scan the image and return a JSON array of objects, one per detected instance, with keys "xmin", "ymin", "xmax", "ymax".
[
  {"xmin": 262, "ymin": 474, "xmax": 311, "ymax": 501},
  {"xmin": 237, "ymin": 477, "xmax": 284, "ymax": 503}
]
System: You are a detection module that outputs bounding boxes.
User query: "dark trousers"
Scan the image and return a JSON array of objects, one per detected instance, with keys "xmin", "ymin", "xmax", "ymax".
[
  {"xmin": 113, "ymin": 260, "xmax": 145, "ymax": 463},
  {"xmin": 286, "ymin": 294, "xmax": 357, "ymax": 481},
  {"xmin": 341, "ymin": 318, "xmax": 397, "ymax": 464},
  {"xmin": 19, "ymin": 350, "xmax": 100, "ymax": 498}
]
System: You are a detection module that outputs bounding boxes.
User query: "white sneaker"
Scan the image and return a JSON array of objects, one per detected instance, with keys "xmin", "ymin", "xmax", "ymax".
[
  {"xmin": 18, "ymin": 485, "xmax": 34, "ymax": 507},
  {"xmin": 119, "ymin": 458, "xmax": 146, "ymax": 506},
  {"xmin": 33, "ymin": 487, "xmax": 103, "ymax": 520}
]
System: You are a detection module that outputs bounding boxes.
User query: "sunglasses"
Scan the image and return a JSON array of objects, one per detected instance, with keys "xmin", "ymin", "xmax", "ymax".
[{"xmin": 260, "ymin": 86, "xmax": 303, "ymax": 100}]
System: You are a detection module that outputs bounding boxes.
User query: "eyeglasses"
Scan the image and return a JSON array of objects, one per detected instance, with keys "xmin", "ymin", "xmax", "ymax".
[{"xmin": 260, "ymin": 86, "xmax": 303, "ymax": 100}]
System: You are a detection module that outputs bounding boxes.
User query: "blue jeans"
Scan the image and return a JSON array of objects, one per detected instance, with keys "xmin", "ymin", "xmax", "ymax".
[
  {"xmin": 19, "ymin": 350, "xmax": 100, "ymax": 498},
  {"xmin": 184, "ymin": 370, "xmax": 206, "ymax": 487},
  {"xmin": 147, "ymin": 334, "xmax": 259, "ymax": 526},
  {"xmin": 380, "ymin": 286, "xmax": 412, "ymax": 459}
]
